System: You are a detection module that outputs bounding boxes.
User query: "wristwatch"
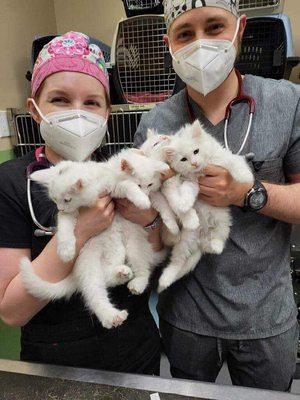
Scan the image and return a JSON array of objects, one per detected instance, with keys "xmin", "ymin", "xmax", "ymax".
[
  {"xmin": 144, "ymin": 214, "xmax": 162, "ymax": 232},
  {"xmin": 243, "ymin": 179, "xmax": 268, "ymax": 212}
]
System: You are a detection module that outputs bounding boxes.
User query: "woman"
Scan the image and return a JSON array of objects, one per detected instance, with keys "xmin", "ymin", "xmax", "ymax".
[{"xmin": 0, "ymin": 32, "xmax": 161, "ymax": 374}]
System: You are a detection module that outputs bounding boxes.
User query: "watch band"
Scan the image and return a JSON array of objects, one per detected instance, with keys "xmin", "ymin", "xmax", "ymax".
[{"xmin": 144, "ymin": 214, "xmax": 162, "ymax": 232}]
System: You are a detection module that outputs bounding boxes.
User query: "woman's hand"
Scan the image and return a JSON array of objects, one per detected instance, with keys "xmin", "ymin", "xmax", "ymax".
[
  {"xmin": 115, "ymin": 198, "xmax": 158, "ymax": 227},
  {"xmin": 75, "ymin": 195, "xmax": 115, "ymax": 244}
]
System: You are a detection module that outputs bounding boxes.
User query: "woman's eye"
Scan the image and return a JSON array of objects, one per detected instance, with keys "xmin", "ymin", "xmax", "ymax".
[
  {"xmin": 181, "ymin": 157, "xmax": 187, "ymax": 162},
  {"xmin": 148, "ymin": 183, "xmax": 153, "ymax": 188},
  {"xmin": 85, "ymin": 100, "xmax": 101, "ymax": 107},
  {"xmin": 50, "ymin": 97, "xmax": 68, "ymax": 103},
  {"xmin": 194, "ymin": 149, "xmax": 199, "ymax": 155},
  {"xmin": 64, "ymin": 198, "xmax": 71, "ymax": 203}
]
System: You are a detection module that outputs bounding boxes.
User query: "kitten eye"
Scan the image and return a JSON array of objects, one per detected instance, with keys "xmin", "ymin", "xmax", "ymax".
[
  {"xmin": 181, "ymin": 157, "xmax": 188, "ymax": 162},
  {"xmin": 64, "ymin": 198, "xmax": 72, "ymax": 203},
  {"xmin": 148, "ymin": 183, "xmax": 153, "ymax": 188},
  {"xmin": 138, "ymin": 184, "xmax": 142, "ymax": 188},
  {"xmin": 194, "ymin": 149, "xmax": 199, "ymax": 155}
]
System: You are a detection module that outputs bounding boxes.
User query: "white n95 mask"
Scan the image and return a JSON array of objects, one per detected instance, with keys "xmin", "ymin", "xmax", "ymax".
[
  {"xmin": 30, "ymin": 99, "xmax": 108, "ymax": 161},
  {"xmin": 170, "ymin": 18, "xmax": 240, "ymax": 96}
]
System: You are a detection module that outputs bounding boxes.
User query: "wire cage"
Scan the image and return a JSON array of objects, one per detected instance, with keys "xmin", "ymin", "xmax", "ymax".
[
  {"xmin": 7, "ymin": 105, "xmax": 154, "ymax": 159},
  {"xmin": 236, "ymin": 16, "xmax": 297, "ymax": 80},
  {"xmin": 111, "ymin": 15, "xmax": 177, "ymax": 104},
  {"xmin": 238, "ymin": 0, "xmax": 284, "ymax": 14},
  {"xmin": 121, "ymin": 0, "xmax": 164, "ymax": 17}
]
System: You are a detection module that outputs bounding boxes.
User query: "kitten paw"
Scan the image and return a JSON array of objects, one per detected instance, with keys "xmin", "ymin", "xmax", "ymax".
[
  {"xmin": 157, "ymin": 269, "xmax": 177, "ymax": 293},
  {"xmin": 127, "ymin": 277, "xmax": 148, "ymax": 295},
  {"xmin": 208, "ymin": 239, "xmax": 225, "ymax": 254},
  {"xmin": 102, "ymin": 309, "xmax": 128, "ymax": 329},
  {"xmin": 116, "ymin": 265, "xmax": 134, "ymax": 283},
  {"xmin": 164, "ymin": 220, "xmax": 180, "ymax": 235},
  {"xmin": 57, "ymin": 240, "xmax": 76, "ymax": 262},
  {"xmin": 182, "ymin": 212, "xmax": 200, "ymax": 230},
  {"xmin": 134, "ymin": 196, "xmax": 151, "ymax": 210}
]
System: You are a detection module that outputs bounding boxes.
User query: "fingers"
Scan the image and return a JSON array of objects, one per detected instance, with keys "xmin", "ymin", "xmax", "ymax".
[
  {"xmin": 96, "ymin": 195, "xmax": 112, "ymax": 211},
  {"xmin": 114, "ymin": 198, "xmax": 131, "ymax": 208},
  {"xmin": 203, "ymin": 164, "xmax": 227, "ymax": 176}
]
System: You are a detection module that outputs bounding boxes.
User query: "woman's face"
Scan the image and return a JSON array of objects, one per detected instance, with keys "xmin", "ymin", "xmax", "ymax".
[{"xmin": 28, "ymin": 71, "xmax": 109, "ymax": 123}]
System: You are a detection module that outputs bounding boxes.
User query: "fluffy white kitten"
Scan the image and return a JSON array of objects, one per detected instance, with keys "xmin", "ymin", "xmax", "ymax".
[
  {"xmin": 142, "ymin": 120, "xmax": 254, "ymax": 292},
  {"xmin": 20, "ymin": 151, "xmax": 168, "ymax": 329}
]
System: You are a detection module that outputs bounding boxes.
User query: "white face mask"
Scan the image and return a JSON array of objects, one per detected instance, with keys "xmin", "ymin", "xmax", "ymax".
[
  {"xmin": 30, "ymin": 99, "xmax": 108, "ymax": 161},
  {"xmin": 170, "ymin": 18, "xmax": 240, "ymax": 96}
]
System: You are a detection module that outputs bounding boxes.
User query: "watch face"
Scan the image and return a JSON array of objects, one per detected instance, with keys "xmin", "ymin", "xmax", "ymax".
[{"xmin": 249, "ymin": 191, "xmax": 267, "ymax": 210}]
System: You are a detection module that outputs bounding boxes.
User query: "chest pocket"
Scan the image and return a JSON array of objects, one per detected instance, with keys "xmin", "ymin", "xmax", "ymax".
[{"xmin": 252, "ymin": 158, "xmax": 284, "ymax": 183}]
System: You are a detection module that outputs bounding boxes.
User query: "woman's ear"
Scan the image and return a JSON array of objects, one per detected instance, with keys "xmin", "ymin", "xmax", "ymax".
[
  {"xmin": 239, "ymin": 15, "xmax": 247, "ymax": 38},
  {"xmin": 27, "ymin": 98, "xmax": 42, "ymax": 124}
]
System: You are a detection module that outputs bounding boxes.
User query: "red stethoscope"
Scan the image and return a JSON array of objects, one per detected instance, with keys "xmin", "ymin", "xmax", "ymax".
[
  {"xmin": 26, "ymin": 146, "xmax": 56, "ymax": 237},
  {"xmin": 186, "ymin": 69, "xmax": 256, "ymax": 158}
]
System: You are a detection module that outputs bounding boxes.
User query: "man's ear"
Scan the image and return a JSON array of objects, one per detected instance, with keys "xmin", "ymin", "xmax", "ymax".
[
  {"xmin": 27, "ymin": 98, "xmax": 42, "ymax": 124},
  {"xmin": 163, "ymin": 34, "xmax": 169, "ymax": 47}
]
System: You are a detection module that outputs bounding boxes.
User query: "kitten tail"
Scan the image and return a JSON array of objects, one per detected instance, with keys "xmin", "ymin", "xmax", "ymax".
[{"xmin": 20, "ymin": 257, "xmax": 76, "ymax": 301}]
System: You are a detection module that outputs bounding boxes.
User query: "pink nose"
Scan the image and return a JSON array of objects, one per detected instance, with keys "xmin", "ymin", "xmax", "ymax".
[{"xmin": 191, "ymin": 162, "xmax": 198, "ymax": 167}]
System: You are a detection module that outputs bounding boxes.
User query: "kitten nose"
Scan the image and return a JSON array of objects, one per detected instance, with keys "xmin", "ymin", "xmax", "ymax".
[{"xmin": 191, "ymin": 162, "xmax": 198, "ymax": 167}]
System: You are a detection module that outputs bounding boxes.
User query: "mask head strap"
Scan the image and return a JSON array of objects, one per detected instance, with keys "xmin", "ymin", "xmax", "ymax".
[{"xmin": 29, "ymin": 98, "xmax": 51, "ymax": 124}]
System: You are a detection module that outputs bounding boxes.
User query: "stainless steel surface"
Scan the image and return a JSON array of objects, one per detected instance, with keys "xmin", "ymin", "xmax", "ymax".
[{"xmin": 0, "ymin": 359, "xmax": 298, "ymax": 400}]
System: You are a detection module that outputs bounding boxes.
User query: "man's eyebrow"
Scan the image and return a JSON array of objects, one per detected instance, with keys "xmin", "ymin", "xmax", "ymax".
[{"xmin": 172, "ymin": 22, "xmax": 193, "ymax": 34}]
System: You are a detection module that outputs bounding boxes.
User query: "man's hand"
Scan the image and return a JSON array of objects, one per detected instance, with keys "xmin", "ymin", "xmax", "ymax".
[
  {"xmin": 115, "ymin": 198, "xmax": 158, "ymax": 226},
  {"xmin": 198, "ymin": 164, "xmax": 253, "ymax": 207}
]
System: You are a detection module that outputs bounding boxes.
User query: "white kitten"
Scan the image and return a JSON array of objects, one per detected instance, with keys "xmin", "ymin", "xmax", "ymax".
[
  {"xmin": 20, "ymin": 152, "xmax": 168, "ymax": 328},
  {"xmin": 142, "ymin": 120, "xmax": 254, "ymax": 292}
]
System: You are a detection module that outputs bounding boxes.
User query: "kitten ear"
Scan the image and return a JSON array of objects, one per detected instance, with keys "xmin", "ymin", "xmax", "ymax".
[
  {"xmin": 191, "ymin": 120, "xmax": 202, "ymax": 139},
  {"xmin": 131, "ymin": 148, "xmax": 145, "ymax": 156},
  {"xmin": 30, "ymin": 167, "xmax": 56, "ymax": 186},
  {"xmin": 121, "ymin": 159, "xmax": 134, "ymax": 174},
  {"xmin": 147, "ymin": 129, "xmax": 156, "ymax": 139},
  {"xmin": 163, "ymin": 146, "xmax": 175, "ymax": 161},
  {"xmin": 70, "ymin": 179, "xmax": 84, "ymax": 193}
]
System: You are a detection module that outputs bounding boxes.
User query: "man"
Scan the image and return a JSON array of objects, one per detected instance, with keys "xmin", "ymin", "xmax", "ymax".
[{"xmin": 133, "ymin": 0, "xmax": 300, "ymax": 392}]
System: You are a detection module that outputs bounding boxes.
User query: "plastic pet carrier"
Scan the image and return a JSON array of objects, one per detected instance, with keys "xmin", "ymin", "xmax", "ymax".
[
  {"xmin": 111, "ymin": 15, "xmax": 178, "ymax": 104},
  {"xmin": 121, "ymin": 0, "xmax": 164, "ymax": 17},
  {"xmin": 236, "ymin": 15, "xmax": 299, "ymax": 80},
  {"xmin": 238, "ymin": 0, "xmax": 284, "ymax": 15}
]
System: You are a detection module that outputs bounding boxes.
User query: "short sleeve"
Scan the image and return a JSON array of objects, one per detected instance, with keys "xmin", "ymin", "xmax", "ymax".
[
  {"xmin": 283, "ymin": 97, "xmax": 300, "ymax": 176},
  {"xmin": 0, "ymin": 169, "xmax": 32, "ymax": 248}
]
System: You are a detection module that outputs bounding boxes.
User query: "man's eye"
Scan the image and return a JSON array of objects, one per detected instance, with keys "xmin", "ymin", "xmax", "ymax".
[
  {"xmin": 206, "ymin": 23, "xmax": 224, "ymax": 34},
  {"xmin": 177, "ymin": 31, "xmax": 193, "ymax": 41},
  {"xmin": 181, "ymin": 157, "xmax": 187, "ymax": 162}
]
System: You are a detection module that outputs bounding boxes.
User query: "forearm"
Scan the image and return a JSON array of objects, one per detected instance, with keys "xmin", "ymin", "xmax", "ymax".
[
  {"xmin": 0, "ymin": 235, "xmax": 85, "ymax": 327},
  {"xmin": 147, "ymin": 224, "xmax": 163, "ymax": 252},
  {"xmin": 258, "ymin": 182, "xmax": 300, "ymax": 224}
]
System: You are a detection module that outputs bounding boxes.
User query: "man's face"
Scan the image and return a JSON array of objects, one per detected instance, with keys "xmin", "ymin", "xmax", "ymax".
[{"xmin": 166, "ymin": 7, "xmax": 246, "ymax": 55}]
